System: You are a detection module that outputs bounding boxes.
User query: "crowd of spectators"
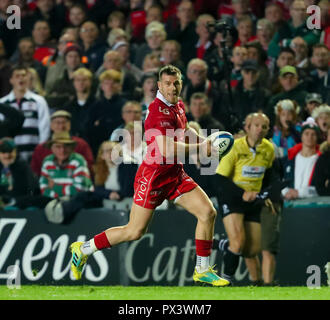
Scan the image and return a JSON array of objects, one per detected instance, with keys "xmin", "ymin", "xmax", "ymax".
[{"xmin": 0, "ymin": 0, "xmax": 329, "ymax": 220}]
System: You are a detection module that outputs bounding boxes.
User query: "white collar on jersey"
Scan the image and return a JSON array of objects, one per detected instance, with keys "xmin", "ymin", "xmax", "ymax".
[{"xmin": 156, "ymin": 90, "xmax": 175, "ymax": 107}]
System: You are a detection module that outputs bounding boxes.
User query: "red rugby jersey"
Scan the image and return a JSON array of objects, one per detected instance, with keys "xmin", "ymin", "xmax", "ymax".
[{"xmin": 143, "ymin": 91, "xmax": 187, "ymax": 168}]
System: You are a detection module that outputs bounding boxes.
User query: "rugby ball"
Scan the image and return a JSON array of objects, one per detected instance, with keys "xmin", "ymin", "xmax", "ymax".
[{"xmin": 208, "ymin": 131, "xmax": 234, "ymax": 158}]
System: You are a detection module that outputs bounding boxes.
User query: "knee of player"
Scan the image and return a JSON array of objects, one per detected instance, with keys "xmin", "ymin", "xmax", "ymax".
[
  {"xmin": 228, "ymin": 237, "xmax": 245, "ymax": 254},
  {"xmin": 200, "ymin": 206, "xmax": 217, "ymax": 223}
]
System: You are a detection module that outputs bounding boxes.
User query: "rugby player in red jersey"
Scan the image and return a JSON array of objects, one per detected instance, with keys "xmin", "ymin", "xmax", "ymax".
[{"xmin": 69, "ymin": 65, "xmax": 230, "ymax": 286}]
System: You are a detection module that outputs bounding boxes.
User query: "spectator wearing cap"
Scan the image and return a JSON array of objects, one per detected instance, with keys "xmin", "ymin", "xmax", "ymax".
[
  {"xmin": 45, "ymin": 43, "xmax": 84, "ymax": 111},
  {"xmin": 96, "ymin": 50, "xmax": 138, "ymax": 100},
  {"xmin": 223, "ymin": 59, "xmax": 270, "ymax": 129},
  {"xmin": 267, "ymin": 66, "xmax": 308, "ymax": 126},
  {"xmin": 39, "ymin": 131, "xmax": 93, "ymax": 200},
  {"xmin": 270, "ymin": 47, "xmax": 296, "ymax": 95},
  {"xmin": 78, "ymin": 21, "xmax": 108, "ymax": 72},
  {"xmin": 268, "ymin": 0, "xmax": 321, "ymax": 59},
  {"xmin": 272, "ymin": 99, "xmax": 302, "ymax": 158},
  {"xmin": 300, "ymin": 93, "xmax": 322, "ymax": 121},
  {"xmin": 313, "ymin": 124, "xmax": 330, "ymax": 196},
  {"xmin": 307, "ymin": 44, "xmax": 330, "ymax": 104},
  {"xmin": 0, "ymin": 138, "xmax": 38, "ymax": 208},
  {"xmin": 134, "ymin": 21, "xmax": 167, "ymax": 69},
  {"xmin": 245, "ymin": 42, "xmax": 271, "ymax": 88},
  {"xmin": 63, "ymin": 68, "xmax": 96, "ymax": 140},
  {"xmin": 281, "ymin": 120, "xmax": 321, "ymax": 200},
  {"xmin": 182, "ymin": 59, "xmax": 220, "ymax": 112},
  {"xmin": 87, "ymin": 69, "xmax": 127, "ymax": 156},
  {"xmin": 31, "ymin": 110, "xmax": 94, "ymax": 177},
  {"xmin": 0, "ymin": 66, "xmax": 50, "ymax": 162},
  {"xmin": 311, "ymin": 105, "xmax": 330, "ymax": 143}
]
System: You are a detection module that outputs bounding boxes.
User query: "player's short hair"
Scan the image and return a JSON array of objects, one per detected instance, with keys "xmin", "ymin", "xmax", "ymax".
[{"xmin": 158, "ymin": 65, "xmax": 182, "ymax": 81}]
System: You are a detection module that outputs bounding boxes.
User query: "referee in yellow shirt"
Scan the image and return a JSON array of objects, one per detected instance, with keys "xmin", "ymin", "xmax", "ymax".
[{"xmin": 215, "ymin": 112, "xmax": 276, "ymax": 285}]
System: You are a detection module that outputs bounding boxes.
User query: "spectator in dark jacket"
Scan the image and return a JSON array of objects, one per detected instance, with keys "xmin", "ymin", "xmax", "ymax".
[
  {"xmin": 45, "ymin": 44, "xmax": 85, "ymax": 111},
  {"xmin": 307, "ymin": 44, "xmax": 330, "ymax": 104},
  {"xmin": 313, "ymin": 125, "xmax": 330, "ymax": 196},
  {"xmin": 0, "ymin": 138, "xmax": 38, "ymax": 208},
  {"xmin": 224, "ymin": 59, "xmax": 270, "ymax": 131},
  {"xmin": 166, "ymin": 0, "xmax": 198, "ymax": 66},
  {"xmin": 187, "ymin": 92, "xmax": 225, "ymax": 135},
  {"xmin": 87, "ymin": 69, "xmax": 127, "ymax": 156},
  {"xmin": 0, "ymin": 39, "xmax": 12, "ymax": 98},
  {"xmin": 182, "ymin": 58, "xmax": 220, "ymax": 107},
  {"xmin": 0, "ymin": 103, "xmax": 25, "ymax": 138},
  {"xmin": 63, "ymin": 67, "xmax": 96, "ymax": 139},
  {"xmin": 78, "ymin": 21, "xmax": 108, "ymax": 72},
  {"xmin": 267, "ymin": 66, "xmax": 308, "ymax": 127}
]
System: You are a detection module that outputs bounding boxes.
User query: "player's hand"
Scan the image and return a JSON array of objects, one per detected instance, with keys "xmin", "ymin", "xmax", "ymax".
[
  {"xmin": 109, "ymin": 191, "xmax": 120, "ymax": 200},
  {"xmin": 242, "ymin": 191, "xmax": 258, "ymax": 202},
  {"xmin": 200, "ymin": 139, "xmax": 218, "ymax": 158},
  {"xmin": 284, "ymin": 188, "xmax": 298, "ymax": 200}
]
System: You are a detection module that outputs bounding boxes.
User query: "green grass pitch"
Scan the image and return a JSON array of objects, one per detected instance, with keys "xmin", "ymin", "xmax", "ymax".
[{"xmin": 1, "ymin": 285, "xmax": 330, "ymax": 300}]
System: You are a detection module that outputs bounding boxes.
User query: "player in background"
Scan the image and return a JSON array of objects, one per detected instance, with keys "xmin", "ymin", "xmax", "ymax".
[
  {"xmin": 69, "ymin": 65, "xmax": 230, "ymax": 287},
  {"xmin": 214, "ymin": 113, "xmax": 276, "ymax": 285}
]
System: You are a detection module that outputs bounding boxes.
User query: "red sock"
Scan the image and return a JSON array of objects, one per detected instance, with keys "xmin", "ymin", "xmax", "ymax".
[
  {"xmin": 94, "ymin": 232, "xmax": 111, "ymax": 250},
  {"xmin": 195, "ymin": 239, "xmax": 213, "ymax": 257}
]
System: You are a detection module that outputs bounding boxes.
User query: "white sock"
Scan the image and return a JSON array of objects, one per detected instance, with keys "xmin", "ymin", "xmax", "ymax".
[
  {"xmin": 80, "ymin": 239, "xmax": 98, "ymax": 256},
  {"xmin": 196, "ymin": 255, "xmax": 210, "ymax": 273}
]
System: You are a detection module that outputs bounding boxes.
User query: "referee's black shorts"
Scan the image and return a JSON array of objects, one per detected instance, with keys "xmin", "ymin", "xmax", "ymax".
[{"xmin": 218, "ymin": 198, "xmax": 263, "ymax": 223}]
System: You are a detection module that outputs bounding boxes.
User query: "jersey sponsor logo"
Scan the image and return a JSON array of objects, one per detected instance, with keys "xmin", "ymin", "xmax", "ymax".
[
  {"xmin": 160, "ymin": 121, "xmax": 172, "ymax": 127},
  {"xmin": 241, "ymin": 166, "xmax": 266, "ymax": 178},
  {"xmin": 159, "ymin": 106, "xmax": 170, "ymax": 115},
  {"xmin": 135, "ymin": 176, "xmax": 148, "ymax": 202}
]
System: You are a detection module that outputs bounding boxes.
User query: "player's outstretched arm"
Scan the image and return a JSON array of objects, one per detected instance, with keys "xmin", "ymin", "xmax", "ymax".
[{"xmin": 155, "ymin": 135, "xmax": 212, "ymax": 160}]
